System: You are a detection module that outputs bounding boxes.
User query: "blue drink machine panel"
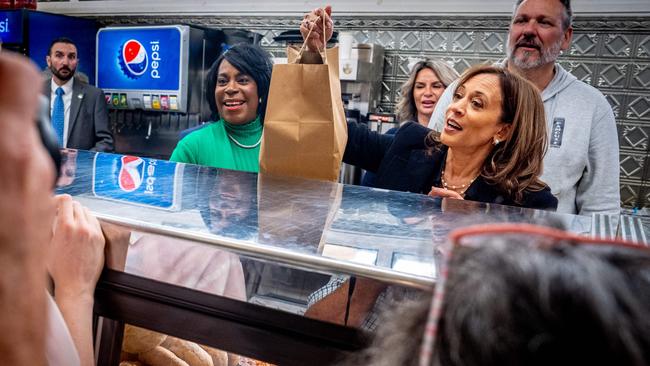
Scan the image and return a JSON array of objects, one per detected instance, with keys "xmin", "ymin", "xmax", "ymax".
[
  {"xmin": 0, "ymin": 10, "xmax": 98, "ymax": 84},
  {"xmin": 0, "ymin": 10, "xmax": 23, "ymax": 44},
  {"xmin": 97, "ymin": 26, "xmax": 189, "ymax": 113}
]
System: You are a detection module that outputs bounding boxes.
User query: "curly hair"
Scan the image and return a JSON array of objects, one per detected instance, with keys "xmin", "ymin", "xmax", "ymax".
[{"xmin": 425, "ymin": 65, "xmax": 549, "ymax": 203}]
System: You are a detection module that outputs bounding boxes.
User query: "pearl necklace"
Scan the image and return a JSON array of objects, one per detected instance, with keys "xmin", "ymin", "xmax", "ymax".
[
  {"xmin": 227, "ymin": 133, "xmax": 262, "ymax": 149},
  {"xmin": 441, "ymin": 170, "xmax": 478, "ymax": 194}
]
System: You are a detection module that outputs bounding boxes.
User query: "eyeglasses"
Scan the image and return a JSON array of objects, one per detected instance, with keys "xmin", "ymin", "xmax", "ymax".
[{"xmin": 418, "ymin": 223, "xmax": 648, "ymax": 366}]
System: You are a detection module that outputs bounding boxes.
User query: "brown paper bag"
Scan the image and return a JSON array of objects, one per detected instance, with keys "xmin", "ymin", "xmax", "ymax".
[{"xmin": 260, "ymin": 44, "xmax": 348, "ymax": 182}]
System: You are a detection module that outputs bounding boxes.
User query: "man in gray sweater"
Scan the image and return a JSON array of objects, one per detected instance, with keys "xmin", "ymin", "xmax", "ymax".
[{"xmin": 429, "ymin": 0, "xmax": 620, "ymax": 216}]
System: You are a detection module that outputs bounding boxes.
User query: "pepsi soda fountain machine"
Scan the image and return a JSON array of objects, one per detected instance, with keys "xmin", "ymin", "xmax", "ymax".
[{"xmin": 96, "ymin": 25, "xmax": 241, "ymax": 159}]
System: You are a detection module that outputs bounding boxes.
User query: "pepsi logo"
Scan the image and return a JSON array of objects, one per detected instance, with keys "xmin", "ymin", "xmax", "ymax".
[
  {"xmin": 120, "ymin": 39, "xmax": 148, "ymax": 78},
  {"xmin": 118, "ymin": 156, "xmax": 145, "ymax": 192}
]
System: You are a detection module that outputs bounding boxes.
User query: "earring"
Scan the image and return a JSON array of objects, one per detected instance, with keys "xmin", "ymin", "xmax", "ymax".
[
  {"xmin": 259, "ymin": 97, "xmax": 262, "ymax": 104},
  {"xmin": 493, "ymin": 138, "xmax": 500, "ymax": 146}
]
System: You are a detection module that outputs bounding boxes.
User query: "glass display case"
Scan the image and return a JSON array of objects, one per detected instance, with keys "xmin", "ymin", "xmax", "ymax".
[{"xmin": 57, "ymin": 149, "xmax": 601, "ymax": 366}]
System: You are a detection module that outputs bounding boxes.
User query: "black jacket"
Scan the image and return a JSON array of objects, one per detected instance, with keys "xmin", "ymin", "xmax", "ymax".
[{"xmin": 344, "ymin": 121, "xmax": 558, "ymax": 210}]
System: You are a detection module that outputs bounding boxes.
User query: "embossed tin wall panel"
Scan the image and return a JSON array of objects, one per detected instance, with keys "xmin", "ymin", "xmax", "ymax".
[
  {"xmin": 630, "ymin": 63, "xmax": 650, "ymax": 89},
  {"xmin": 477, "ymin": 32, "xmax": 507, "ymax": 55},
  {"xmin": 399, "ymin": 31, "xmax": 422, "ymax": 51},
  {"xmin": 602, "ymin": 33, "xmax": 635, "ymax": 57},
  {"xmin": 396, "ymin": 54, "xmax": 416, "ymax": 78},
  {"xmin": 638, "ymin": 35, "xmax": 650, "ymax": 58},
  {"xmin": 94, "ymin": 15, "xmax": 650, "ymax": 208},
  {"xmin": 619, "ymin": 123, "xmax": 650, "ymax": 152},
  {"xmin": 627, "ymin": 95, "xmax": 650, "ymax": 121},
  {"xmin": 559, "ymin": 60, "xmax": 596, "ymax": 85},
  {"xmin": 605, "ymin": 93, "xmax": 628, "ymax": 120},
  {"xmin": 622, "ymin": 180, "xmax": 643, "ymax": 207},
  {"xmin": 570, "ymin": 33, "xmax": 600, "ymax": 57},
  {"xmin": 598, "ymin": 63, "xmax": 631, "ymax": 89},
  {"xmin": 620, "ymin": 152, "xmax": 647, "ymax": 181},
  {"xmin": 422, "ymin": 31, "xmax": 451, "ymax": 52},
  {"xmin": 383, "ymin": 54, "xmax": 396, "ymax": 76}
]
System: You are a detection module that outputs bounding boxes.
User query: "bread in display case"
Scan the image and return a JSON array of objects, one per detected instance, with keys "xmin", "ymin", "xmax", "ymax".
[
  {"xmin": 56, "ymin": 149, "xmax": 599, "ymax": 365},
  {"xmin": 119, "ymin": 324, "xmax": 241, "ymax": 366}
]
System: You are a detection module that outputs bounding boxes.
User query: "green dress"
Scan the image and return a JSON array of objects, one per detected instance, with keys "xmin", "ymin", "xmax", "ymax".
[{"xmin": 170, "ymin": 117, "xmax": 263, "ymax": 173}]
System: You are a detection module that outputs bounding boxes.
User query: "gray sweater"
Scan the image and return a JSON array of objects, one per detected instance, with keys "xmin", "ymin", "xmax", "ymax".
[{"xmin": 429, "ymin": 62, "xmax": 620, "ymax": 216}]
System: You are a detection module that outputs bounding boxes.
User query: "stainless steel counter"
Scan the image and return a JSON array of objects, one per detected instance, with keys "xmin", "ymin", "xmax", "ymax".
[{"xmin": 58, "ymin": 149, "xmax": 595, "ymax": 290}]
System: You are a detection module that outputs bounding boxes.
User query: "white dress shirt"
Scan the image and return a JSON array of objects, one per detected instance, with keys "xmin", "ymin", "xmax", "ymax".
[{"xmin": 50, "ymin": 78, "xmax": 74, "ymax": 148}]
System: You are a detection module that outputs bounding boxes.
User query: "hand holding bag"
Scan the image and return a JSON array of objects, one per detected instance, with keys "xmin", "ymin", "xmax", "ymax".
[{"xmin": 260, "ymin": 15, "xmax": 347, "ymax": 182}]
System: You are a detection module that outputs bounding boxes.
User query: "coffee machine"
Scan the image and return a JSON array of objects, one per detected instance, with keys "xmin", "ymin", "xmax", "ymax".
[
  {"xmin": 338, "ymin": 39, "xmax": 385, "ymax": 185},
  {"xmin": 339, "ymin": 42, "xmax": 384, "ymax": 122}
]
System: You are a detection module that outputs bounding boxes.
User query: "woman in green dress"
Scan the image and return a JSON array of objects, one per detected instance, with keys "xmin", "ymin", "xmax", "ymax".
[{"xmin": 170, "ymin": 43, "xmax": 273, "ymax": 173}]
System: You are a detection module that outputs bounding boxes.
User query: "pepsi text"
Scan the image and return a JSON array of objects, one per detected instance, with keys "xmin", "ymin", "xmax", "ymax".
[
  {"xmin": 150, "ymin": 40, "xmax": 160, "ymax": 79},
  {"xmin": 0, "ymin": 17, "xmax": 8, "ymax": 33}
]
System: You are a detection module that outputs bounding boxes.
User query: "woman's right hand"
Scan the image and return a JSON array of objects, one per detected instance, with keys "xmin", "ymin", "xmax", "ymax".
[
  {"xmin": 428, "ymin": 187, "xmax": 464, "ymax": 200},
  {"xmin": 300, "ymin": 5, "xmax": 333, "ymax": 52}
]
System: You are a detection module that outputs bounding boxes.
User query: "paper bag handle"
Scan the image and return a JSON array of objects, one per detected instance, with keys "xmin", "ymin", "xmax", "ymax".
[{"xmin": 297, "ymin": 9, "xmax": 329, "ymax": 64}]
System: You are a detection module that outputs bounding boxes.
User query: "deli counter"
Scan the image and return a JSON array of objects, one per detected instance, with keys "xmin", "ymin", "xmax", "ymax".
[{"xmin": 57, "ymin": 150, "xmax": 621, "ymax": 366}]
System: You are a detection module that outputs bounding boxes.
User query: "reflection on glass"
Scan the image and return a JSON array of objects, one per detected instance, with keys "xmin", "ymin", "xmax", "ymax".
[
  {"xmin": 92, "ymin": 153, "xmax": 183, "ymax": 211},
  {"xmin": 197, "ymin": 168, "xmax": 259, "ymax": 240},
  {"xmin": 244, "ymin": 260, "xmax": 331, "ymax": 314},
  {"xmin": 125, "ymin": 232, "xmax": 247, "ymax": 301},
  {"xmin": 392, "ymin": 253, "xmax": 435, "ymax": 277},
  {"xmin": 321, "ymin": 244, "xmax": 378, "ymax": 265},
  {"xmin": 57, "ymin": 148, "xmax": 78, "ymax": 187}
]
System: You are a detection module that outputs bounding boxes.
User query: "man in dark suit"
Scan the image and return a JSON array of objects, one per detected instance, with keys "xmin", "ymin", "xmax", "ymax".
[{"xmin": 44, "ymin": 37, "xmax": 114, "ymax": 152}]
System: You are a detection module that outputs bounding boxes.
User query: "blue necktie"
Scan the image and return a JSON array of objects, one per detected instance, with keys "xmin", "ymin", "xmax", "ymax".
[{"xmin": 52, "ymin": 87, "xmax": 65, "ymax": 144}]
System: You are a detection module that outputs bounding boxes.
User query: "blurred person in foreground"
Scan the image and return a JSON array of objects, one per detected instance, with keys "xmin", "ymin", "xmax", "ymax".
[
  {"xmin": 430, "ymin": 0, "xmax": 620, "ymax": 216},
  {"xmin": 170, "ymin": 43, "xmax": 273, "ymax": 172},
  {"xmin": 301, "ymin": 7, "xmax": 556, "ymax": 210},
  {"xmin": 340, "ymin": 223, "xmax": 650, "ymax": 366},
  {"xmin": 0, "ymin": 51, "xmax": 106, "ymax": 366},
  {"xmin": 362, "ymin": 59, "xmax": 459, "ymax": 187}
]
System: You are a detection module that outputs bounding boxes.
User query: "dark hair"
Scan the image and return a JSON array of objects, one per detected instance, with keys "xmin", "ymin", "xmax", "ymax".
[
  {"xmin": 344, "ymin": 234, "xmax": 650, "ymax": 366},
  {"xmin": 426, "ymin": 65, "xmax": 548, "ymax": 204},
  {"xmin": 514, "ymin": 0, "xmax": 573, "ymax": 30},
  {"xmin": 47, "ymin": 37, "xmax": 77, "ymax": 56},
  {"xmin": 205, "ymin": 43, "xmax": 273, "ymax": 122}
]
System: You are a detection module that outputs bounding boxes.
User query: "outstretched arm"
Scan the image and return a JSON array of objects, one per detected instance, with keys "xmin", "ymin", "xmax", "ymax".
[{"xmin": 300, "ymin": 5, "xmax": 333, "ymax": 52}]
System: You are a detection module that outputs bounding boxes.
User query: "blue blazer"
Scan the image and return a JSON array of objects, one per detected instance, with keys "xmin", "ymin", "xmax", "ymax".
[{"xmin": 344, "ymin": 121, "xmax": 558, "ymax": 210}]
